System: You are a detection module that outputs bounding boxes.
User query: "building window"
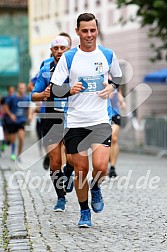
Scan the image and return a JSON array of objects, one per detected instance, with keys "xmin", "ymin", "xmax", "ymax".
[
  {"xmin": 43, "ymin": 0, "xmax": 50, "ymax": 19},
  {"xmin": 40, "ymin": 0, "xmax": 44, "ymax": 20},
  {"xmin": 65, "ymin": 0, "xmax": 69, "ymax": 14},
  {"xmin": 46, "ymin": 0, "xmax": 50, "ymax": 18},
  {"xmin": 34, "ymin": 0, "xmax": 43, "ymax": 20},
  {"xmin": 96, "ymin": 0, "xmax": 101, "ymax": 6},
  {"xmin": 33, "ymin": 0, "xmax": 37, "ymax": 21},
  {"xmin": 84, "ymin": 0, "xmax": 88, "ymax": 9},
  {"xmin": 74, "ymin": 0, "xmax": 78, "ymax": 12},
  {"xmin": 55, "ymin": 0, "xmax": 60, "ymax": 16}
]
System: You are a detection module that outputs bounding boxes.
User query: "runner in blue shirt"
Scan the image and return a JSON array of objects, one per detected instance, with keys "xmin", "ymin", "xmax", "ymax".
[
  {"xmin": 108, "ymin": 84, "xmax": 126, "ymax": 178},
  {"xmin": 28, "ymin": 32, "xmax": 72, "ymax": 170},
  {"xmin": 31, "ymin": 35, "xmax": 74, "ymax": 212},
  {"xmin": 1, "ymin": 86, "xmax": 15, "ymax": 154},
  {"xmin": 4, "ymin": 83, "xmax": 29, "ymax": 161}
]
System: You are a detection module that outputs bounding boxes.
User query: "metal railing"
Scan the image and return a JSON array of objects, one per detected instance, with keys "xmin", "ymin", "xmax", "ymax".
[{"xmin": 144, "ymin": 116, "xmax": 167, "ymax": 154}]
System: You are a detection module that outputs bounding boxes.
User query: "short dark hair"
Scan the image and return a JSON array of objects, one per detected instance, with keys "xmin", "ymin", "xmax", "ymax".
[
  {"xmin": 77, "ymin": 13, "xmax": 99, "ymax": 29},
  {"xmin": 59, "ymin": 32, "xmax": 72, "ymax": 47}
]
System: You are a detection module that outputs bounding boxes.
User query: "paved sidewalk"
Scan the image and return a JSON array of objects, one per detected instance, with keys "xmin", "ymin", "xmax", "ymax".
[{"xmin": 0, "ymin": 136, "xmax": 167, "ymax": 252}]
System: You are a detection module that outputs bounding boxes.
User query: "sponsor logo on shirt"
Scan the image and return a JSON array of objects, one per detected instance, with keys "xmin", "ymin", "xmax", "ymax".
[{"xmin": 94, "ymin": 62, "xmax": 103, "ymax": 74}]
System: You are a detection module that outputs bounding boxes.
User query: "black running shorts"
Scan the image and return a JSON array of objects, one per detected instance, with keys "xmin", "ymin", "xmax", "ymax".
[
  {"xmin": 64, "ymin": 123, "xmax": 112, "ymax": 154},
  {"xmin": 6, "ymin": 122, "xmax": 25, "ymax": 134},
  {"xmin": 41, "ymin": 115, "xmax": 64, "ymax": 146}
]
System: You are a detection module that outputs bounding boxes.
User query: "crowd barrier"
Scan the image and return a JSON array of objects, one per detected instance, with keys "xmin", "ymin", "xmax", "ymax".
[{"xmin": 144, "ymin": 116, "xmax": 167, "ymax": 150}]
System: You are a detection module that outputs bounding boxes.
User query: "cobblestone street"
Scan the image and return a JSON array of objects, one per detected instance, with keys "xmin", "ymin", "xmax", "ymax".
[{"xmin": 0, "ymin": 136, "xmax": 167, "ymax": 252}]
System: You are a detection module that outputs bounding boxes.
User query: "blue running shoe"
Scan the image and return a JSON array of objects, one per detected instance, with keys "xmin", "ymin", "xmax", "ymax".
[
  {"xmin": 54, "ymin": 198, "xmax": 66, "ymax": 212},
  {"xmin": 63, "ymin": 165, "xmax": 74, "ymax": 193},
  {"xmin": 78, "ymin": 209, "xmax": 92, "ymax": 228},
  {"xmin": 91, "ymin": 188, "xmax": 104, "ymax": 213}
]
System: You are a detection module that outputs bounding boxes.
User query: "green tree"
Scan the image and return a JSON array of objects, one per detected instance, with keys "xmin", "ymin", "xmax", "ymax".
[{"xmin": 116, "ymin": 0, "xmax": 167, "ymax": 62}]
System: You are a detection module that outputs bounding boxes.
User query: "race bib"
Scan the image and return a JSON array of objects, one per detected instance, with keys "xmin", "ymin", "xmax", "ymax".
[{"xmin": 79, "ymin": 75, "xmax": 104, "ymax": 93}]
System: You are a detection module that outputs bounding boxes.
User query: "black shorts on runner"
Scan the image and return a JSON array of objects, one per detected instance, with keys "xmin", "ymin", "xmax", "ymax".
[
  {"xmin": 64, "ymin": 123, "xmax": 112, "ymax": 154},
  {"xmin": 6, "ymin": 122, "xmax": 25, "ymax": 134},
  {"xmin": 111, "ymin": 115, "xmax": 121, "ymax": 126},
  {"xmin": 41, "ymin": 116, "xmax": 64, "ymax": 146}
]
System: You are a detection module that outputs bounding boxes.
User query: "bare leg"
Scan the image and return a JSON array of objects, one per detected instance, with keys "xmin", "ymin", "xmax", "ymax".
[
  {"xmin": 109, "ymin": 124, "xmax": 120, "ymax": 167},
  {"xmin": 92, "ymin": 144, "xmax": 110, "ymax": 182},
  {"xmin": 109, "ymin": 124, "xmax": 120, "ymax": 177},
  {"xmin": 61, "ymin": 142, "xmax": 66, "ymax": 168},
  {"xmin": 48, "ymin": 142, "xmax": 65, "ymax": 200},
  {"xmin": 47, "ymin": 142, "xmax": 62, "ymax": 172},
  {"xmin": 72, "ymin": 151, "xmax": 89, "ymax": 202},
  {"xmin": 17, "ymin": 129, "xmax": 25, "ymax": 156}
]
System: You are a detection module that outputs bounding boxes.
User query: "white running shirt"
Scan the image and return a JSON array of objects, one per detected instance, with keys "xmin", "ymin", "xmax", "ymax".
[{"xmin": 51, "ymin": 45, "xmax": 122, "ymax": 128}]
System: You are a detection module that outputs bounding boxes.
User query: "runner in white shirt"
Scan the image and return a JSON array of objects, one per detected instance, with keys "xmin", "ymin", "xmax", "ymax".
[{"xmin": 50, "ymin": 13, "xmax": 122, "ymax": 228}]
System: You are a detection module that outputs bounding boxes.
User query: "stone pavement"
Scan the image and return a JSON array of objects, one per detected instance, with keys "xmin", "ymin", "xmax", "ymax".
[{"xmin": 0, "ymin": 136, "xmax": 167, "ymax": 252}]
